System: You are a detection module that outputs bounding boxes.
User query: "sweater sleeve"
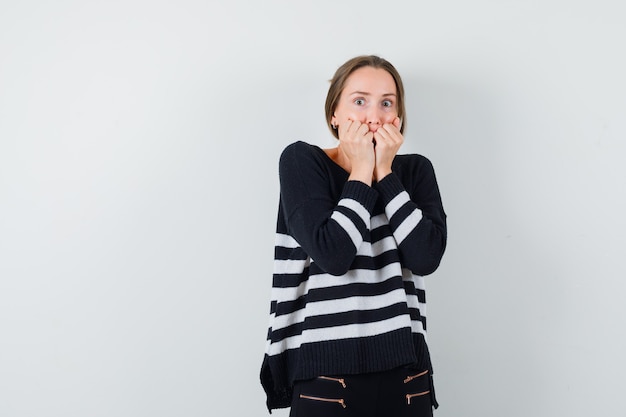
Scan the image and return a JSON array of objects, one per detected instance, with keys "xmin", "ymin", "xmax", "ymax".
[
  {"xmin": 375, "ymin": 156, "xmax": 447, "ymax": 276},
  {"xmin": 279, "ymin": 142, "xmax": 379, "ymax": 276}
]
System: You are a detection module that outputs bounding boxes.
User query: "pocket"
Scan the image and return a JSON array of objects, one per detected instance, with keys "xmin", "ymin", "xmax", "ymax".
[
  {"xmin": 403, "ymin": 369, "xmax": 429, "ymax": 384},
  {"xmin": 402, "ymin": 369, "xmax": 432, "ymax": 407},
  {"xmin": 318, "ymin": 376, "xmax": 347, "ymax": 388},
  {"xmin": 292, "ymin": 375, "xmax": 349, "ymax": 416},
  {"xmin": 299, "ymin": 394, "xmax": 346, "ymax": 409}
]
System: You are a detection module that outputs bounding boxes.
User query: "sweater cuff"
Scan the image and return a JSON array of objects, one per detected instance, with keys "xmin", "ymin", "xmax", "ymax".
[
  {"xmin": 342, "ymin": 180, "xmax": 379, "ymax": 214},
  {"xmin": 374, "ymin": 173, "xmax": 406, "ymax": 205}
]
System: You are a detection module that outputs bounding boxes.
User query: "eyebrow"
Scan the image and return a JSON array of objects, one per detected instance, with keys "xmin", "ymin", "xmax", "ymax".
[{"xmin": 349, "ymin": 91, "xmax": 397, "ymax": 97}]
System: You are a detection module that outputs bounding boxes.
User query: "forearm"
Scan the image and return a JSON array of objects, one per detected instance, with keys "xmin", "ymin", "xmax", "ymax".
[
  {"xmin": 285, "ymin": 180, "xmax": 378, "ymax": 275},
  {"xmin": 375, "ymin": 171, "xmax": 447, "ymax": 275}
]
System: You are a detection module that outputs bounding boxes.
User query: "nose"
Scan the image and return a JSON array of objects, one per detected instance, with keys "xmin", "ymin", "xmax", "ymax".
[{"xmin": 366, "ymin": 109, "xmax": 383, "ymax": 132}]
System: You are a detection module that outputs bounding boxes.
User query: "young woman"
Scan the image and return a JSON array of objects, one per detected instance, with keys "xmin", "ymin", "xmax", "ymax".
[{"xmin": 261, "ymin": 55, "xmax": 447, "ymax": 417}]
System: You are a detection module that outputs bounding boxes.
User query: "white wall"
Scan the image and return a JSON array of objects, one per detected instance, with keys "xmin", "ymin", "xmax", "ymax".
[{"xmin": 1, "ymin": 1, "xmax": 624, "ymax": 416}]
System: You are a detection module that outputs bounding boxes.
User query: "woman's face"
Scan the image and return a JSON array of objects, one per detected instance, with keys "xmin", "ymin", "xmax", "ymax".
[{"xmin": 331, "ymin": 66, "xmax": 399, "ymax": 133}]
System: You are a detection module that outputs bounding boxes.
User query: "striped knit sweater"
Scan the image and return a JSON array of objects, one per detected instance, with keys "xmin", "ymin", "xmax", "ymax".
[{"xmin": 260, "ymin": 141, "xmax": 447, "ymax": 411}]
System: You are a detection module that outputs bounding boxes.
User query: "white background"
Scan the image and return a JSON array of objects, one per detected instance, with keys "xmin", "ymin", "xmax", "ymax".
[{"xmin": 1, "ymin": 1, "xmax": 625, "ymax": 416}]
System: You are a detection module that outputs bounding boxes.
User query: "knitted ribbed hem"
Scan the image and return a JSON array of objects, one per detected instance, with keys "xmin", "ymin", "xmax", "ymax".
[
  {"xmin": 261, "ymin": 352, "xmax": 293, "ymax": 411},
  {"xmin": 341, "ymin": 180, "xmax": 379, "ymax": 214},
  {"xmin": 294, "ymin": 328, "xmax": 430, "ymax": 381},
  {"xmin": 374, "ymin": 172, "xmax": 406, "ymax": 206}
]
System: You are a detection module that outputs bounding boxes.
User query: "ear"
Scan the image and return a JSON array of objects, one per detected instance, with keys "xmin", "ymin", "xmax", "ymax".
[{"xmin": 331, "ymin": 115, "xmax": 338, "ymax": 126}]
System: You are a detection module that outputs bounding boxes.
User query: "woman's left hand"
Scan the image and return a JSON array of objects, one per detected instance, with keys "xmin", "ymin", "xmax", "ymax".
[{"xmin": 373, "ymin": 117, "xmax": 403, "ymax": 181}]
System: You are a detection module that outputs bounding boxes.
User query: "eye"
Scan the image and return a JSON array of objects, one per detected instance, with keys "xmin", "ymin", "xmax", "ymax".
[
  {"xmin": 354, "ymin": 98, "xmax": 365, "ymax": 106},
  {"xmin": 382, "ymin": 100, "xmax": 393, "ymax": 108}
]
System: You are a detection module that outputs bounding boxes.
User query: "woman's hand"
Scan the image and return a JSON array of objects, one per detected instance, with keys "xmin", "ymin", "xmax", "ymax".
[
  {"xmin": 373, "ymin": 117, "xmax": 403, "ymax": 181},
  {"xmin": 337, "ymin": 119, "xmax": 375, "ymax": 185}
]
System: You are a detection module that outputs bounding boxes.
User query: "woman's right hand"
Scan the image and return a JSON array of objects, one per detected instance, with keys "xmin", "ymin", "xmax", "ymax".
[{"xmin": 337, "ymin": 119, "xmax": 375, "ymax": 185}]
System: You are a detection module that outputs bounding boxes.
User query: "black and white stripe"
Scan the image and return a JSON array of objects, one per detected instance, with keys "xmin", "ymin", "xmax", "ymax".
[{"xmin": 267, "ymin": 204, "xmax": 428, "ymax": 357}]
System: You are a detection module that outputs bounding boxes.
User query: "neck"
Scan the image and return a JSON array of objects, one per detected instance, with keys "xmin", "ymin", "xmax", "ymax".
[{"xmin": 334, "ymin": 145, "xmax": 352, "ymax": 173}]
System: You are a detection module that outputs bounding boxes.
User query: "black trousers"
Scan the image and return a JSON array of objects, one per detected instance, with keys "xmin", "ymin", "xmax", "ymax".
[{"xmin": 289, "ymin": 367, "xmax": 436, "ymax": 417}]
